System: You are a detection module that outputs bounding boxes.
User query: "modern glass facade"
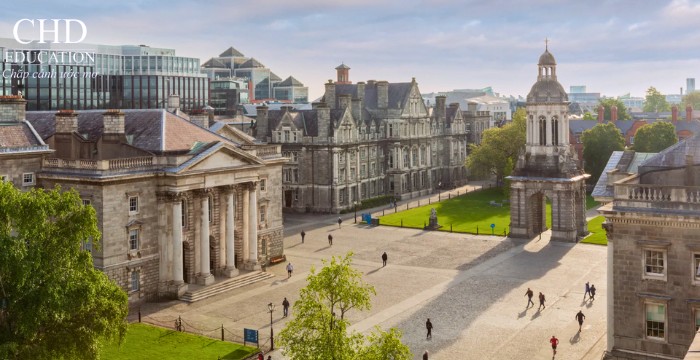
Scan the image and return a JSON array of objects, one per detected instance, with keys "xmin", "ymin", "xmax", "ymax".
[{"xmin": 0, "ymin": 39, "xmax": 209, "ymax": 111}]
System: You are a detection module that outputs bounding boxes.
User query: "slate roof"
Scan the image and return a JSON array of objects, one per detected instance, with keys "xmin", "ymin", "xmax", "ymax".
[
  {"xmin": 277, "ymin": 76, "xmax": 304, "ymax": 87},
  {"xmin": 569, "ymin": 120, "xmax": 598, "ymax": 134},
  {"xmin": 0, "ymin": 122, "xmax": 45, "ymax": 148},
  {"xmin": 26, "ymin": 109, "xmax": 235, "ymax": 154},
  {"xmin": 592, "ymin": 151, "xmax": 657, "ymax": 199},
  {"xmin": 202, "ymin": 58, "xmax": 227, "ymax": 68},
  {"xmin": 264, "ymin": 109, "xmax": 323, "ymax": 137},
  {"xmin": 335, "ymin": 63, "xmax": 350, "ymax": 70},
  {"xmin": 446, "ymin": 106, "xmax": 459, "ymax": 126},
  {"xmin": 270, "ymin": 72, "xmax": 282, "ymax": 82},
  {"xmin": 331, "ymin": 82, "xmax": 413, "ymax": 110},
  {"xmin": 640, "ymin": 133, "xmax": 700, "ymax": 168},
  {"xmin": 219, "ymin": 46, "xmax": 245, "ymax": 57},
  {"xmin": 239, "ymin": 58, "xmax": 266, "ymax": 69}
]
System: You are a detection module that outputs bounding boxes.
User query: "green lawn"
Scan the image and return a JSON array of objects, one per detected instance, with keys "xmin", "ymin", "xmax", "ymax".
[
  {"xmin": 101, "ymin": 323, "xmax": 258, "ymax": 360},
  {"xmin": 378, "ymin": 189, "xmax": 601, "ymax": 237},
  {"xmin": 581, "ymin": 216, "xmax": 607, "ymax": 245}
]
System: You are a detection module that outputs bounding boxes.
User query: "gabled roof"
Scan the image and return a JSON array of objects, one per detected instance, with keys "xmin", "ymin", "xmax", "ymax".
[
  {"xmin": 640, "ymin": 133, "xmax": 700, "ymax": 168},
  {"xmin": 0, "ymin": 122, "xmax": 46, "ymax": 149},
  {"xmin": 270, "ymin": 72, "xmax": 282, "ymax": 82},
  {"xmin": 592, "ymin": 151, "xmax": 657, "ymax": 199},
  {"xmin": 335, "ymin": 63, "xmax": 350, "ymax": 70},
  {"xmin": 277, "ymin": 76, "xmax": 304, "ymax": 87},
  {"xmin": 569, "ymin": 120, "xmax": 598, "ymax": 134},
  {"xmin": 202, "ymin": 57, "xmax": 227, "ymax": 68},
  {"xmin": 26, "ymin": 110, "xmax": 235, "ymax": 154},
  {"xmin": 219, "ymin": 46, "xmax": 245, "ymax": 57},
  {"xmin": 239, "ymin": 58, "xmax": 266, "ymax": 69},
  {"xmin": 331, "ymin": 82, "xmax": 413, "ymax": 110}
]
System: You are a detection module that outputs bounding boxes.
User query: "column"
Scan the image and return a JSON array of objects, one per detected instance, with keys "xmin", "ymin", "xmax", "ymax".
[
  {"xmin": 242, "ymin": 186, "xmax": 250, "ymax": 262},
  {"xmin": 172, "ymin": 199, "xmax": 184, "ymax": 284},
  {"xmin": 224, "ymin": 188, "xmax": 238, "ymax": 277},
  {"xmin": 607, "ymin": 238, "xmax": 614, "ymax": 352},
  {"xmin": 197, "ymin": 191, "xmax": 214, "ymax": 285},
  {"xmin": 246, "ymin": 182, "xmax": 261, "ymax": 270}
]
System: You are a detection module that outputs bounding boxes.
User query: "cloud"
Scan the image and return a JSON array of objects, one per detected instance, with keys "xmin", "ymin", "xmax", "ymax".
[{"xmin": 661, "ymin": 0, "xmax": 700, "ymax": 26}]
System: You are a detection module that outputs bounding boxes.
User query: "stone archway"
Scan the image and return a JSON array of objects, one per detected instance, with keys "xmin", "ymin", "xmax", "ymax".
[{"xmin": 527, "ymin": 192, "xmax": 547, "ymax": 236}]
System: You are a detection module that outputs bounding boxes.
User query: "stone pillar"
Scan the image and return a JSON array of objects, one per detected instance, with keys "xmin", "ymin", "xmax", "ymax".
[
  {"xmin": 242, "ymin": 186, "xmax": 250, "ymax": 262},
  {"xmin": 607, "ymin": 237, "xmax": 614, "ymax": 352},
  {"xmin": 224, "ymin": 187, "xmax": 238, "ymax": 277},
  {"xmin": 245, "ymin": 182, "xmax": 261, "ymax": 270},
  {"xmin": 197, "ymin": 190, "xmax": 215, "ymax": 285},
  {"xmin": 165, "ymin": 192, "xmax": 187, "ymax": 297}
]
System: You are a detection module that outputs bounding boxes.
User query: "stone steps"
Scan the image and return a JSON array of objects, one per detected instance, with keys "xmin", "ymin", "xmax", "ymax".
[{"xmin": 181, "ymin": 271, "xmax": 274, "ymax": 303}]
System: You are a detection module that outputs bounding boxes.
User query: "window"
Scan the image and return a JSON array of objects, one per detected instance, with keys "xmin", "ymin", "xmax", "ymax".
[
  {"xmin": 630, "ymin": 136, "xmax": 635, "ymax": 144},
  {"xmin": 260, "ymin": 179, "xmax": 266, "ymax": 191},
  {"xmin": 0, "ymin": 175, "xmax": 7, "ymax": 182},
  {"xmin": 644, "ymin": 249, "xmax": 666, "ymax": 279},
  {"xmin": 82, "ymin": 199, "xmax": 92, "ymax": 206},
  {"xmin": 260, "ymin": 205, "xmax": 266, "ymax": 223},
  {"xmin": 129, "ymin": 196, "xmax": 139, "ymax": 214},
  {"xmin": 129, "ymin": 229, "xmax": 140, "ymax": 251},
  {"xmin": 696, "ymin": 309, "xmax": 700, "ymax": 332},
  {"xmin": 291, "ymin": 152, "xmax": 298, "ymax": 162},
  {"xmin": 339, "ymin": 189, "xmax": 344, "ymax": 203},
  {"xmin": 695, "ymin": 254, "xmax": 700, "ymax": 282},
  {"xmin": 645, "ymin": 303, "xmax": 666, "ymax": 340},
  {"xmin": 181, "ymin": 199, "xmax": 187, "ymax": 228},
  {"xmin": 82, "ymin": 238, "xmax": 93, "ymax": 253},
  {"xmin": 22, "ymin": 173, "xmax": 35, "ymax": 186},
  {"xmin": 130, "ymin": 270, "xmax": 140, "ymax": 292}
]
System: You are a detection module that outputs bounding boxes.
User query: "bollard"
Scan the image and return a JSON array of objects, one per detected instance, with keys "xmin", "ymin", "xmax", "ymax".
[
  {"xmin": 394, "ymin": 206, "xmax": 397, "ymax": 213},
  {"xmin": 477, "ymin": 225, "xmax": 479, "ymax": 235},
  {"xmin": 138, "ymin": 309, "xmax": 141, "ymax": 323},
  {"xmin": 450, "ymin": 224, "xmax": 453, "ymax": 233},
  {"xmin": 401, "ymin": 219, "xmax": 403, "ymax": 228},
  {"xmin": 418, "ymin": 200, "xmax": 420, "ymax": 206},
  {"xmin": 424, "ymin": 221, "xmax": 426, "ymax": 228},
  {"xmin": 429, "ymin": 198, "xmax": 431, "ymax": 204},
  {"xmin": 382, "ymin": 209, "xmax": 385, "ymax": 216},
  {"xmin": 449, "ymin": 193, "xmax": 451, "ymax": 199},
  {"xmin": 221, "ymin": 324, "xmax": 224, "ymax": 341},
  {"xmin": 457, "ymin": 190, "xmax": 459, "ymax": 196},
  {"xmin": 439, "ymin": 193, "xmax": 441, "ymax": 201},
  {"xmin": 406, "ymin": 203, "xmax": 409, "ymax": 210},
  {"xmin": 503, "ymin": 229, "xmax": 506, "ymax": 236}
]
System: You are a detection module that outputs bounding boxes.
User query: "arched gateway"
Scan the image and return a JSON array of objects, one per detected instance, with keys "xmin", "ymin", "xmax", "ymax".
[{"xmin": 508, "ymin": 46, "xmax": 589, "ymax": 242}]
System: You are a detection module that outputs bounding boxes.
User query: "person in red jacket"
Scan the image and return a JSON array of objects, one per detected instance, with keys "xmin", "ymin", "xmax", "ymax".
[{"xmin": 550, "ymin": 335, "xmax": 559, "ymax": 356}]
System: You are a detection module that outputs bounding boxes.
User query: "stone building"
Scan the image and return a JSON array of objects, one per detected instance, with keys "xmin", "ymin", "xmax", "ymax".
[
  {"xmin": 508, "ymin": 47, "xmax": 589, "ymax": 242},
  {"xmin": 600, "ymin": 135, "xmax": 700, "ymax": 359},
  {"xmin": 253, "ymin": 65, "xmax": 470, "ymax": 213},
  {"xmin": 0, "ymin": 96, "xmax": 285, "ymax": 304}
]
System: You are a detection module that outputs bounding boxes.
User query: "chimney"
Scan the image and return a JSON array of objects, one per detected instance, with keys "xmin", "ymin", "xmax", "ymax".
[
  {"xmin": 255, "ymin": 105, "xmax": 269, "ymax": 142},
  {"xmin": 611, "ymin": 105, "xmax": 618, "ymax": 122},
  {"xmin": 338, "ymin": 94, "xmax": 351, "ymax": 109},
  {"xmin": 351, "ymin": 99, "xmax": 362, "ymax": 124},
  {"xmin": 316, "ymin": 102, "xmax": 330, "ymax": 139},
  {"xmin": 167, "ymin": 94, "xmax": 180, "ymax": 112},
  {"xmin": 356, "ymin": 81, "xmax": 365, "ymax": 101},
  {"xmin": 102, "ymin": 109, "xmax": 125, "ymax": 134},
  {"xmin": 324, "ymin": 80, "xmax": 336, "ymax": 109},
  {"xmin": 188, "ymin": 110, "xmax": 209, "ymax": 128},
  {"xmin": 435, "ymin": 96, "xmax": 446, "ymax": 123},
  {"xmin": 335, "ymin": 63, "xmax": 350, "ymax": 84},
  {"xmin": 0, "ymin": 95, "xmax": 26, "ymax": 122},
  {"xmin": 55, "ymin": 109, "xmax": 79, "ymax": 133},
  {"xmin": 597, "ymin": 105, "xmax": 604, "ymax": 123},
  {"xmin": 377, "ymin": 81, "xmax": 389, "ymax": 109},
  {"xmin": 672, "ymin": 105, "xmax": 678, "ymax": 124},
  {"xmin": 467, "ymin": 101, "xmax": 477, "ymax": 113},
  {"xmin": 687, "ymin": 105, "xmax": 693, "ymax": 122}
]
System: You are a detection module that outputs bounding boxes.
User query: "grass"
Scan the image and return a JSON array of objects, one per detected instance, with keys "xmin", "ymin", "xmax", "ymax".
[
  {"xmin": 101, "ymin": 323, "xmax": 258, "ymax": 360},
  {"xmin": 378, "ymin": 189, "xmax": 601, "ymax": 237},
  {"xmin": 379, "ymin": 188, "xmax": 551, "ymax": 235},
  {"xmin": 581, "ymin": 216, "xmax": 607, "ymax": 245}
]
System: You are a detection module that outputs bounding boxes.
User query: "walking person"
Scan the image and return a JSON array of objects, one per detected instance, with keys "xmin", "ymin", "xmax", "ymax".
[
  {"xmin": 423, "ymin": 350, "xmax": 429, "ymax": 360},
  {"xmin": 550, "ymin": 335, "xmax": 559, "ymax": 357},
  {"xmin": 337, "ymin": 217, "xmax": 342, "ymax": 229},
  {"xmin": 282, "ymin": 297, "xmax": 290, "ymax": 317},
  {"xmin": 300, "ymin": 230, "xmax": 306, "ymax": 244},
  {"xmin": 382, "ymin": 252, "xmax": 388, "ymax": 267},
  {"xmin": 426, "ymin": 318, "xmax": 433, "ymax": 339},
  {"xmin": 538, "ymin": 292, "xmax": 546, "ymax": 310},
  {"xmin": 328, "ymin": 234, "xmax": 333, "ymax": 246},
  {"xmin": 258, "ymin": 353, "xmax": 264, "ymax": 360},
  {"xmin": 286, "ymin": 262, "xmax": 294, "ymax": 278},
  {"xmin": 590, "ymin": 285, "xmax": 596, "ymax": 300},
  {"xmin": 525, "ymin": 287, "xmax": 535, "ymax": 308},
  {"xmin": 584, "ymin": 281, "xmax": 590, "ymax": 300},
  {"xmin": 575, "ymin": 310, "xmax": 586, "ymax": 332}
]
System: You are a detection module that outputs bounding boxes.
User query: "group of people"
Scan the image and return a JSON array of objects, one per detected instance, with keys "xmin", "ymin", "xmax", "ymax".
[
  {"xmin": 524, "ymin": 287, "xmax": 547, "ymax": 310},
  {"xmin": 541, "ymin": 281, "xmax": 597, "ymax": 358},
  {"xmin": 256, "ymin": 353, "xmax": 272, "ymax": 360}
]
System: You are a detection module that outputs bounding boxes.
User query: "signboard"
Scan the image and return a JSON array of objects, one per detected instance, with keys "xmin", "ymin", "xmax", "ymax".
[{"xmin": 244, "ymin": 328, "xmax": 258, "ymax": 345}]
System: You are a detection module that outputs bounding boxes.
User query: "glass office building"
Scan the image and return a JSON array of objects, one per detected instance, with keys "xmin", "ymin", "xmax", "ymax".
[{"xmin": 0, "ymin": 39, "xmax": 208, "ymax": 111}]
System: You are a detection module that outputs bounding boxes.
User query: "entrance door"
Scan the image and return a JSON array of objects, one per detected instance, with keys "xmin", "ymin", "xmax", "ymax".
[{"xmin": 284, "ymin": 190, "xmax": 293, "ymax": 207}]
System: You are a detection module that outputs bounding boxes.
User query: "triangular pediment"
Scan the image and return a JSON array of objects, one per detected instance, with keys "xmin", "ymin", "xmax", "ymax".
[
  {"xmin": 275, "ymin": 113, "xmax": 298, "ymax": 131},
  {"xmin": 178, "ymin": 144, "xmax": 263, "ymax": 173}
]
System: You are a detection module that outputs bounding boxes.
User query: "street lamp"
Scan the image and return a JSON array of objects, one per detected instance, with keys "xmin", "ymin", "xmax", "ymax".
[
  {"xmin": 354, "ymin": 201, "xmax": 358, "ymax": 223},
  {"xmin": 268, "ymin": 302, "xmax": 275, "ymax": 351}
]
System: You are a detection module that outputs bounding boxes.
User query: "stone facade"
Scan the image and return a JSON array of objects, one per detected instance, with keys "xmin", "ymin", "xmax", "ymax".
[
  {"xmin": 253, "ymin": 67, "xmax": 473, "ymax": 213},
  {"xmin": 1, "ymin": 98, "xmax": 285, "ymax": 305},
  {"xmin": 508, "ymin": 47, "xmax": 589, "ymax": 242},
  {"xmin": 601, "ymin": 135, "xmax": 700, "ymax": 359}
]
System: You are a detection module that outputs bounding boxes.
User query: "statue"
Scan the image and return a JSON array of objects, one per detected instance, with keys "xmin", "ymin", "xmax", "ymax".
[
  {"xmin": 426, "ymin": 208, "xmax": 440, "ymax": 230},
  {"xmin": 430, "ymin": 208, "xmax": 437, "ymax": 219}
]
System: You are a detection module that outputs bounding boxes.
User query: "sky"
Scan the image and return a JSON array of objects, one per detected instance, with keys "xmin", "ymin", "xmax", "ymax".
[{"xmin": 2, "ymin": 0, "xmax": 700, "ymax": 101}]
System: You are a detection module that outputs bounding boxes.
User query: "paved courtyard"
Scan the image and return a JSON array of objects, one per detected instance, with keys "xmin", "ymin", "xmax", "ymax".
[{"xmin": 138, "ymin": 197, "xmax": 607, "ymax": 360}]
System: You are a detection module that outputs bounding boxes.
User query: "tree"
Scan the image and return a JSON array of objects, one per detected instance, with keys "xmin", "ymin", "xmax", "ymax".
[
  {"xmin": 278, "ymin": 253, "xmax": 411, "ymax": 360},
  {"xmin": 581, "ymin": 123, "xmax": 625, "ymax": 183},
  {"xmin": 598, "ymin": 98, "xmax": 631, "ymax": 121},
  {"xmin": 0, "ymin": 182, "xmax": 128, "ymax": 359},
  {"xmin": 633, "ymin": 121, "xmax": 678, "ymax": 153},
  {"xmin": 681, "ymin": 91, "xmax": 700, "ymax": 111},
  {"xmin": 643, "ymin": 86, "xmax": 670, "ymax": 113},
  {"xmin": 466, "ymin": 108, "xmax": 526, "ymax": 188},
  {"xmin": 582, "ymin": 111, "xmax": 596, "ymax": 121}
]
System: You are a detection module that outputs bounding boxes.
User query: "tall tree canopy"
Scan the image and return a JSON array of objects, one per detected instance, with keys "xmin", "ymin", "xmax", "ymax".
[
  {"xmin": 633, "ymin": 122, "xmax": 678, "ymax": 153},
  {"xmin": 466, "ymin": 108, "xmax": 526, "ymax": 187},
  {"xmin": 681, "ymin": 91, "xmax": 700, "ymax": 111},
  {"xmin": 643, "ymin": 86, "xmax": 671, "ymax": 113},
  {"xmin": 581, "ymin": 123, "xmax": 625, "ymax": 183},
  {"xmin": 599, "ymin": 98, "xmax": 631, "ymax": 121},
  {"xmin": 0, "ymin": 182, "xmax": 128, "ymax": 359},
  {"xmin": 278, "ymin": 253, "xmax": 411, "ymax": 360}
]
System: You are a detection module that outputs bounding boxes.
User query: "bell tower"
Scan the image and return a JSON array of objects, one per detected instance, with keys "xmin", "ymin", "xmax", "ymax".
[
  {"xmin": 335, "ymin": 63, "xmax": 351, "ymax": 84},
  {"xmin": 508, "ymin": 45, "xmax": 589, "ymax": 242}
]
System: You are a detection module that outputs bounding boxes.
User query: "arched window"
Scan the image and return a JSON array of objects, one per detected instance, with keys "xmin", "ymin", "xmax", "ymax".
[
  {"xmin": 551, "ymin": 116, "xmax": 559, "ymax": 145},
  {"xmin": 539, "ymin": 115, "xmax": 547, "ymax": 146},
  {"xmin": 403, "ymin": 147, "xmax": 410, "ymax": 168}
]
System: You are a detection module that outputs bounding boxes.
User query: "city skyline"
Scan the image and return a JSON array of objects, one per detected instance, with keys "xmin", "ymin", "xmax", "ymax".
[{"xmin": 2, "ymin": 0, "xmax": 700, "ymax": 101}]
